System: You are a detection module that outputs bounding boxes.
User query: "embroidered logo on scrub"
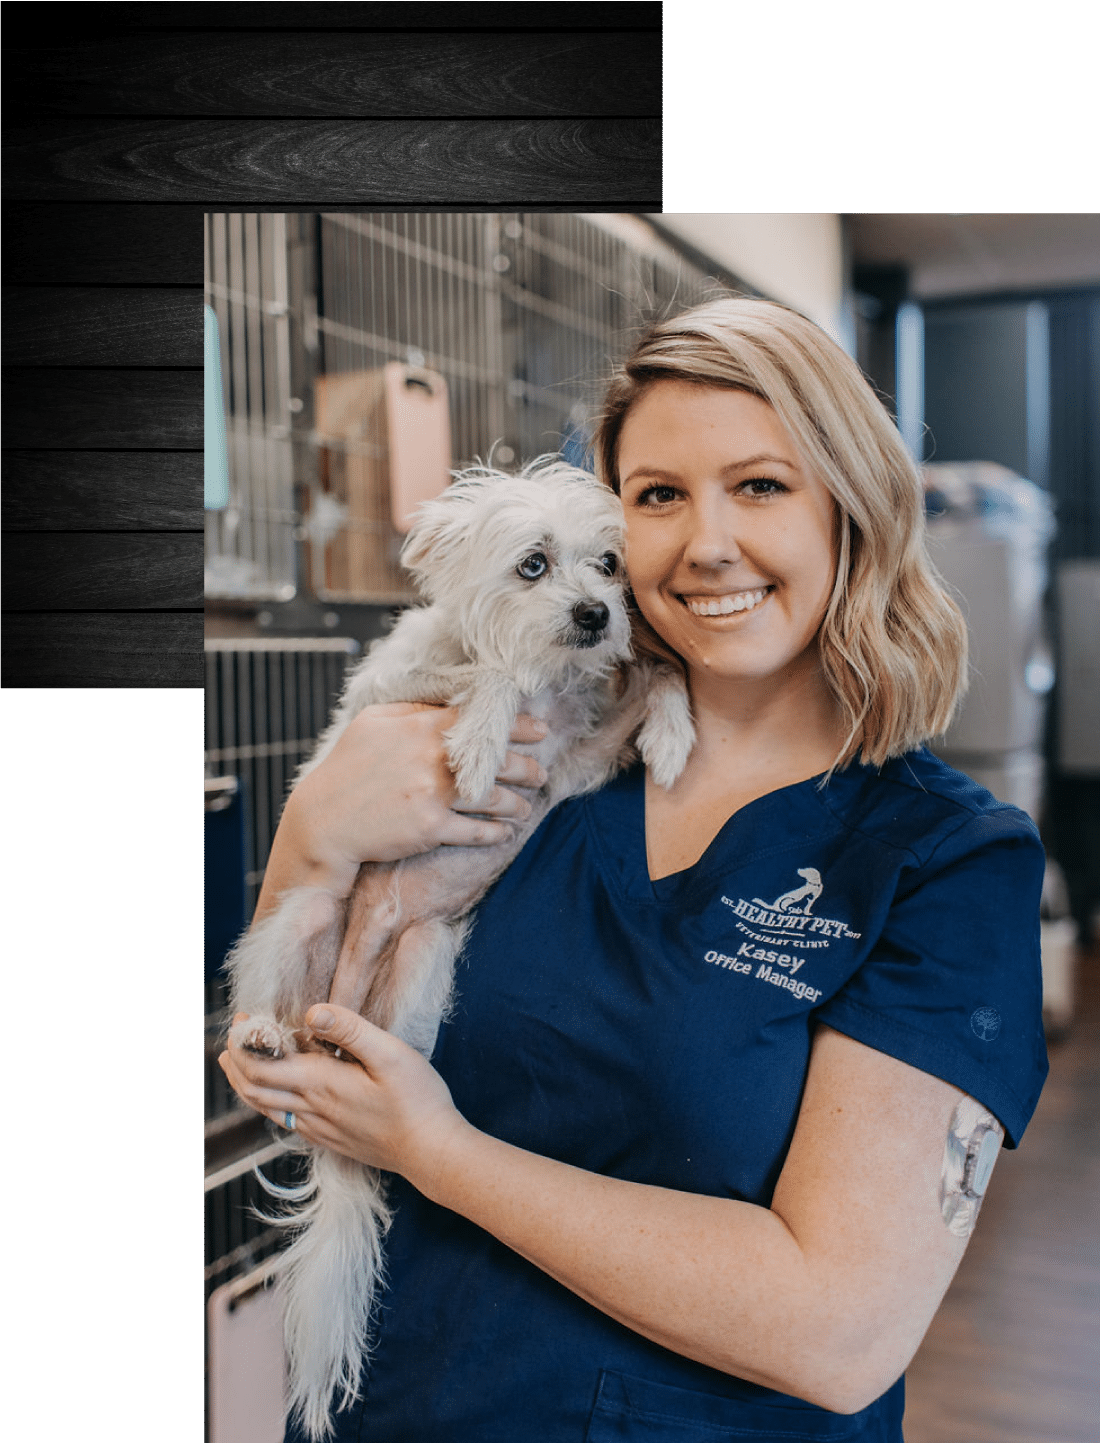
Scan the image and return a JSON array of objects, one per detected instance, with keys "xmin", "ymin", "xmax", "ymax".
[
  {"xmin": 970, "ymin": 1006, "xmax": 1002, "ymax": 1041},
  {"xmin": 769, "ymin": 866, "xmax": 824, "ymax": 914},
  {"xmin": 703, "ymin": 867, "xmax": 863, "ymax": 1005},
  {"xmin": 720, "ymin": 867, "xmax": 862, "ymax": 950}
]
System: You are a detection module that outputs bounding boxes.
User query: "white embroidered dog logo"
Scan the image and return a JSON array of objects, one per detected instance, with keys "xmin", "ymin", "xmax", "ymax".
[{"xmin": 768, "ymin": 867, "xmax": 824, "ymax": 915}]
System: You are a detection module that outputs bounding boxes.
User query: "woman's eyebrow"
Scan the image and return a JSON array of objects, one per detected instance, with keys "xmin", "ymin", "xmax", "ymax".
[
  {"xmin": 722, "ymin": 453, "xmax": 798, "ymax": 472},
  {"xmin": 621, "ymin": 454, "xmax": 797, "ymax": 488},
  {"xmin": 619, "ymin": 466, "xmax": 679, "ymax": 489}
]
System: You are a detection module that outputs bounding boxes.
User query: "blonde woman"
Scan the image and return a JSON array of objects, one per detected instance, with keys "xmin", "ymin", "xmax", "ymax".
[{"xmin": 223, "ymin": 299, "xmax": 1048, "ymax": 1442}]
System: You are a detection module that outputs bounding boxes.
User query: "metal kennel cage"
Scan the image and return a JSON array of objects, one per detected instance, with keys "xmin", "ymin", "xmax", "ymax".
[
  {"xmin": 204, "ymin": 637, "xmax": 360, "ymax": 921},
  {"xmin": 204, "ymin": 212, "xmax": 721, "ymax": 607},
  {"xmin": 204, "ymin": 640, "xmax": 359, "ymax": 1299}
]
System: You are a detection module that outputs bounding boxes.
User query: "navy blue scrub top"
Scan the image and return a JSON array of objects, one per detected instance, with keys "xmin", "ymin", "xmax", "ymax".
[{"xmin": 302, "ymin": 749, "xmax": 1048, "ymax": 1443}]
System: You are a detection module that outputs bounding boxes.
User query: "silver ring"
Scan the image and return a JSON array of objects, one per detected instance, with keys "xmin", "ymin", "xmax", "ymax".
[{"xmin": 283, "ymin": 1111, "xmax": 296, "ymax": 1132}]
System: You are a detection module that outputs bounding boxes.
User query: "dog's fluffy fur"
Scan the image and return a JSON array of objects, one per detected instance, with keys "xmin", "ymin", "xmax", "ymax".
[{"xmin": 227, "ymin": 458, "xmax": 694, "ymax": 1438}]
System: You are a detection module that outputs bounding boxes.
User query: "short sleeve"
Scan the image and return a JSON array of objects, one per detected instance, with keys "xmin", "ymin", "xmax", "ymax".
[{"xmin": 817, "ymin": 811, "xmax": 1048, "ymax": 1146}]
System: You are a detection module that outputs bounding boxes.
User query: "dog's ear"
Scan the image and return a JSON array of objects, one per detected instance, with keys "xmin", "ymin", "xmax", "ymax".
[{"xmin": 399, "ymin": 475, "xmax": 490, "ymax": 598}]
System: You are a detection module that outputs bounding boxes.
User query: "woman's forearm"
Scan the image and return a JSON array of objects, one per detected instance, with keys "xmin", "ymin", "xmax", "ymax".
[
  {"xmin": 408, "ymin": 1027, "xmax": 966, "ymax": 1416},
  {"xmin": 419, "ymin": 1122, "xmax": 865, "ymax": 1411},
  {"xmin": 252, "ymin": 788, "xmax": 358, "ymax": 923}
]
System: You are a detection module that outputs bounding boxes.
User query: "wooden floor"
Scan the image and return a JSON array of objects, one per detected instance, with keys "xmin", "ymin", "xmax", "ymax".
[{"xmin": 904, "ymin": 942, "xmax": 1100, "ymax": 1443}]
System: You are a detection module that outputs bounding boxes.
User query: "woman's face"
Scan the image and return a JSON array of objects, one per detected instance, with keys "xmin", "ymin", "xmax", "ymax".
[{"xmin": 617, "ymin": 382, "xmax": 838, "ymax": 696}]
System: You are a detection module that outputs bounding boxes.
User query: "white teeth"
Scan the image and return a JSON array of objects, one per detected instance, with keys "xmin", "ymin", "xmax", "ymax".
[{"xmin": 684, "ymin": 588, "xmax": 769, "ymax": 617}]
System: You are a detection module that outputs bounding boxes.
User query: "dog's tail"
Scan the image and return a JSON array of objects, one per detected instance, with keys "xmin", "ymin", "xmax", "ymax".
[{"xmin": 261, "ymin": 1148, "xmax": 391, "ymax": 1440}]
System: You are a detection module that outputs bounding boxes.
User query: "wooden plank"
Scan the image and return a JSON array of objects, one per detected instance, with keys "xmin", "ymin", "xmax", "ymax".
[
  {"xmin": 1, "ymin": 611, "xmax": 203, "ymax": 687},
  {"xmin": 3, "ymin": 205, "xmax": 204, "ymax": 284},
  {"xmin": 3, "ymin": 119, "xmax": 662, "ymax": 207},
  {"xmin": 3, "ymin": 452, "xmax": 203, "ymax": 531},
  {"xmin": 2, "ymin": 533, "xmax": 203, "ymax": 610},
  {"xmin": 2, "ymin": 288, "xmax": 202, "ymax": 368},
  {"xmin": 89, "ymin": 4, "xmax": 662, "ymax": 31},
  {"xmin": 2, "ymin": 369, "xmax": 202, "ymax": 449},
  {"xmin": 8, "ymin": 32, "xmax": 660, "ymax": 118}
]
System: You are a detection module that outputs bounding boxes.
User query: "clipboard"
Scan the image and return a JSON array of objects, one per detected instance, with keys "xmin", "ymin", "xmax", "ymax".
[{"xmin": 207, "ymin": 1263, "xmax": 286, "ymax": 1443}]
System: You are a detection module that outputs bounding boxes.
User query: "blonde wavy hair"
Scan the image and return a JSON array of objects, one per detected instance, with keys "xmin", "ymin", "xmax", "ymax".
[{"xmin": 592, "ymin": 297, "xmax": 968, "ymax": 771}]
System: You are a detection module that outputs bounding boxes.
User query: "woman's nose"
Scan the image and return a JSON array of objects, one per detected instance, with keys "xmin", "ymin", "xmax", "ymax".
[{"xmin": 683, "ymin": 493, "xmax": 741, "ymax": 569}]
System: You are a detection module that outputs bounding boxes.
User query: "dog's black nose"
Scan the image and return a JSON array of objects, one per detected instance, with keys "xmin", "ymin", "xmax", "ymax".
[{"xmin": 573, "ymin": 600, "xmax": 609, "ymax": 633}]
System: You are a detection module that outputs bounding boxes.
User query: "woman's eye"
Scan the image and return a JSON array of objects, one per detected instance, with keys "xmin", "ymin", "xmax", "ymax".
[
  {"xmin": 516, "ymin": 552, "xmax": 549, "ymax": 580},
  {"xmin": 598, "ymin": 553, "xmax": 619, "ymax": 577},
  {"xmin": 637, "ymin": 485, "xmax": 678, "ymax": 507},
  {"xmin": 740, "ymin": 477, "xmax": 786, "ymax": 498}
]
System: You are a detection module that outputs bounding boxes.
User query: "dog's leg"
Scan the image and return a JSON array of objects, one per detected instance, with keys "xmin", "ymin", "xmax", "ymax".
[
  {"xmin": 325, "ymin": 865, "xmax": 403, "ymax": 1017},
  {"xmin": 363, "ymin": 915, "xmax": 466, "ymax": 1057},
  {"xmin": 227, "ymin": 887, "xmax": 345, "ymax": 1058},
  {"xmin": 441, "ymin": 670, "xmax": 523, "ymax": 802},
  {"xmin": 341, "ymin": 658, "xmax": 480, "ymax": 717},
  {"xmin": 635, "ymin": 662, "xmax": 695, "ymax": 789}
]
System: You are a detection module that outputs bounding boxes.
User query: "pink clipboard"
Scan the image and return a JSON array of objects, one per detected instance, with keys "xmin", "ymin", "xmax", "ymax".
[{"xmin": 207, "ymin": 1263, "xmax": 286, "ymax": 1443}]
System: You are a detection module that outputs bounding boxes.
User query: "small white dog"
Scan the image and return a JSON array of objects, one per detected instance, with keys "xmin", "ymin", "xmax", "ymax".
[{"xmin": 228, "ymin": 458, "xmax": 694, "ymax": 1439}]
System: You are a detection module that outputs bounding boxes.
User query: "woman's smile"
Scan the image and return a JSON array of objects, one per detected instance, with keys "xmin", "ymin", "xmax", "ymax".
[
  {"xmin": 679, "ymin": 585, "xmax": 774, "ymax": 617},
  {"xmin": 616, "ymin": 381, "xmax": 838, "ymax": 695}
]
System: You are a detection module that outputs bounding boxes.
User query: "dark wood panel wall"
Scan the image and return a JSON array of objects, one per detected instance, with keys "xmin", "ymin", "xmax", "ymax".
[{"xmin": 2, "ymin": 2, "xmax": 662, "ymax": 687}]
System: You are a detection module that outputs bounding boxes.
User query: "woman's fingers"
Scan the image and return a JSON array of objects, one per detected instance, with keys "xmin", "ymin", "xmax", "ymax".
[
  {"xmin": 451, "ymin": 781, "xmax": 536, "ymax": 820},
  {"xmin": 303, "ymin": 1005, "xmax": 391, "ymax": 1067},
  {"xmin": 509, "ymin": 713, "xmax": 550, "ymax": 745},
  {"xmin": 449, "ymin": 723, "xmax": 548, "ymax": 821},
  {"xmin": 218, "ymin": 1047, "xmax": 303, "ymax": 1125},
  {"xmin": 445, "ymin": 717, "xmax": 548, "ymax": 827},
  {"xmin": 436, "ymin": 814, "xmax": 514, "ymax": 846},
  {"xmin": 220, "ymin": 1030, "xmax": 351, "ymax": 1136},
  {"xmin": 496, "ymin": 747, "xmax": 549, "ymax": 788},
  {"xmin": 219, "ymin": 1052, "xmax": 301, "ymax": 1118}
]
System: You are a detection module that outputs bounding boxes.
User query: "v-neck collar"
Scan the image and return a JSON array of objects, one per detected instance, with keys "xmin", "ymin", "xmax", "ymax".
[{"xmin": 586, "ymin": 762, "xmax": 852, "ymax": 906}]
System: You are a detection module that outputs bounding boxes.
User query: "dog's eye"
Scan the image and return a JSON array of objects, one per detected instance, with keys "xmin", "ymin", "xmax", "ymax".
[
  {"xmin": 599, "ymin": 553, "xmax": 620, "ymax": 577},
  {"xmin": 516, "ymin": 552, "xmax": 549, "ymax": 581}
]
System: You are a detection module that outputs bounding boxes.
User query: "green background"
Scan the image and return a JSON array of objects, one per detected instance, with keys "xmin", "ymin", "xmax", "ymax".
[{"xmin": 6, "ymin": 0, "xmax": 1091, "ymax": 1437}]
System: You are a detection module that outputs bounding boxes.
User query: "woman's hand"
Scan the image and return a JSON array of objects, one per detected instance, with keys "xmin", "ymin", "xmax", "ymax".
[
  {"xmin": 256, "ymin": 704, "xmax": 549, "ymax": 915},
  {"xmin": 219, "ymin": 1004, "xmax": 472, "ymax": 1191}
]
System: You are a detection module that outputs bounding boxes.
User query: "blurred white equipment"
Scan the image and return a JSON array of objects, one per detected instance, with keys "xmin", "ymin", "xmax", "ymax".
[
  {"xmin": 923, "ymin": 462, "xmax": 1055, "ymax": 821},
  {"xmin": 1040, "ymin": 859, "xmax": 1076, "ymax": 1034},
  {"xmin": 1055, "ymin": 559, "xmax": 1100, "ymax": 775},
  {"xmin": 924, "ymin": 463, "xmax": 1077, "ymax": 1032}
]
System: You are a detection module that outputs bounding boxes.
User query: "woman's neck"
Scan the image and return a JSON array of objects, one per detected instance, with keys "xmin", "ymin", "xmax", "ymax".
[
  {"xmin": 686, "ymin": 654, "xmax": 846, "ymax": 780},
  {"xmin": 643, "ymin": 659, "xmax": 848, "ymax": 881}
]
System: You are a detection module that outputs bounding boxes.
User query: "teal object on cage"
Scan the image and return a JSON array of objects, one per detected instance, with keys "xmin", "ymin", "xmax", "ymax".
[{"xmin": 204, "ymin": 304, "xmax": 230, "ymax": 510}]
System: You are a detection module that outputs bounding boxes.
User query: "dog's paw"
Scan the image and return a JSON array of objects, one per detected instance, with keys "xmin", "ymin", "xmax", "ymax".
[
  {"xmin": 291, "ymin": 1026, "xmax": 354, "ymax": 1061},
  {"xmin": 638, "ymin": 670, "xmax": 695, "ymax": 789},
  {"xmin": 230, "ymin": 1016, "xmax": 298, "ymax": 1060},
  {"xmin": 444, "ymin": 731, "xmax": 500, "ymax": 806}
]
